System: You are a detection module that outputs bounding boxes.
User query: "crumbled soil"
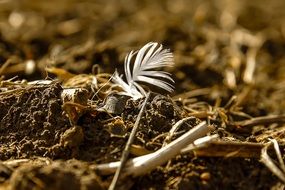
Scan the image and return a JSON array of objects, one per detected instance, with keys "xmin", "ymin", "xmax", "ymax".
[
  {"xmin": 1, "ymin": 0, "xmax": 285, "ymax": 190},
  {"xmin": 0, "ymin": 82, "xmax": 73, "ymax": 160}
]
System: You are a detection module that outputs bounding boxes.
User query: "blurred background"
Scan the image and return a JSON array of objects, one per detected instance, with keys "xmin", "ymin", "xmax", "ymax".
[{"xmin": 1, "ymin": 0, "xmax": 285, "ymax": 114}]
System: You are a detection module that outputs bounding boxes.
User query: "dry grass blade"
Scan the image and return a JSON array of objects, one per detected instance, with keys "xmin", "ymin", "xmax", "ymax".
[
  {"xmin": 225, "ymin": 68, "xmax": 237, "ymax": 89},
  {"xmin": 270, "ymin": 139, "xmax": 285, "ymax": 172},
  {"xmin": 260, "ymin": 140, "xmax": 285, "ymax": 183},
  {"xmin": 0, "ymin": 59, "xmax": 12, "ymax": 75},
  {"xmin": 243, "ymin": 47, "xmax": 258, "ymax": 84},
  {"xmin": 2, "ymin": 159, "xmax": 30, "ymax": 166},
  {"xmin": 162, "ymin": 116, "xmax": 196, "ymax": 147},
  {"xmin": 183, "ymin": 140, "xmax": 264, "ymax": 158},
  {"xmin": 108, "ymin": 92, "xmax": 151, "ymax": 190},
  {"xmin": 230, "ymin": 115, "xmax": 285, "ymax": 127}
]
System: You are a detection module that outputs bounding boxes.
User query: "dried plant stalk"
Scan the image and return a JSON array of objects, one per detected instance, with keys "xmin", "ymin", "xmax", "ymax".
[
  {"xmin": 184, "ymin": 140, "xmax": 263, "ymax": 158},
  {"xmin": 108, "ymin": 92, "xmax": 150, "ymax": 190},
  {"xmin": 260, "ymin": 140, "xmax": 285, "ymax": 183},
  {"xmin": 162, "ymin": 116, "xmax": 196, "ymax": 147},
  {"xmin": 230, "ymin": 115, "xmax": 285, "ymax": 127},
  {"xmin": 95, "ymin": 121, "xmax": 210, "ymax": 176}
]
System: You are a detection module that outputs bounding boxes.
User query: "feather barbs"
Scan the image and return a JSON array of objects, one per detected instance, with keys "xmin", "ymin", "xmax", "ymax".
[{"xmin": 113, "ymin": 42, "xmax": 175, "ymax": 99}]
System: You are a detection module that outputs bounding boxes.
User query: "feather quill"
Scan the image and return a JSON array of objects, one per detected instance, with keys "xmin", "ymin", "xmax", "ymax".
[{"xmin": 112, "ymin": 42, "xmax": 174, "ymax": 99}]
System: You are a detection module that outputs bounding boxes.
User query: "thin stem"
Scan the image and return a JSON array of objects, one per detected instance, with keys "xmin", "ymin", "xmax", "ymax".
[
  {"xmin": 230, "ymin": 115, "xmax": 285, "ymax": 127},
  {"xmin": 108, "ymin": 92, "xmax": 151, "ymax": 190}
]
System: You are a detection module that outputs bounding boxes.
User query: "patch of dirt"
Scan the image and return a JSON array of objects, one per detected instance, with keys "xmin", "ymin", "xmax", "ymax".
[
  {"xmin": 134, "ymin": 156, "xmax": 277, "ymax": 190},
  {"xmin": 0, "ymin": 82, "xmax": 73, "ymax": 160},
  {"xmin": 1, "ymin": 159, "xmax": 105, "ymax": 190}
]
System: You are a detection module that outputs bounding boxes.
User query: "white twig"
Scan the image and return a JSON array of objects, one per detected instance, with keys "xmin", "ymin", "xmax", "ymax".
[
  {"xmin": 270, "ymin": 139, "xmax": 285, "ymax": 172},
  {"xmin": 180, "ymin": 134, "xmax": 219, "ymax": 153},
  {"xmin": 243, "ymin": 47, "xmax": 257, "ymax": 84},
  {"xmin": 260, "ymin": 139, "xmax": 285, "ymax": 183},
  {"xmin": 162, "ymin": 116, "xmax": 196, "ymax": 147},
  {"xmin": 225, "ymin": 68, "xmax": 236, "ymax": 89},
  {"xmin": 95, "ymin": 121, "xmax": 211, "ymax": 176}
]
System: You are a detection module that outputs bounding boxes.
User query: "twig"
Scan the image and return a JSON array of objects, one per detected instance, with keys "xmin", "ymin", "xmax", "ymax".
[
  {"xmin": 256, "ymin": 125, "xmax": 285, "ymax": 143},
  {"xmin": 230, "ymin": 115, "xmax": 285, "ymax": 127},
  {"xmin": 243, "ymin": 47, "xmax": 258, "ymax": 84},
  {"xmin": 95, "ymin": 121, "xmax": 210, "ymax": 176},
  {"xmin": 91, "ymin": 72, "xmax": 114, "ymax": 101},
  {"xmin": 225, "ymin": 68, "xmax": 236, "ymax": 89},
  {"xmin": 0, "ymin": 59, "xmax": 12, "ymax": 75},
  {"xmin": 270, "ymin": 139, "xmax": 285, "ymax": 172},
  {"xmin": 108, "ymin": 92, "xmax": 151, "ymax": 190},
  {"xmin": 184, "ymin": 110, "xmax": 214, "ymax": 119},
  {"xmin": 235, "ymin": 85, "xmax": 253, "ymax": 107},
  {"xmin": 181, "ymin": 134, "xmax": 220, "ymax": 152},
  {"xmin": 2, "ymin": 157, "xmax": 52, "ymax": 167},
  {"xmin": 183, "ymin": 140, "xmax": 264, "ymax": 158},
  {"xmin": 2, "ymin": 159, "xmax": 30, "ymax": 166},
  {"xmin": 260, "ymin": 140, "xmax": 285, "ymax": 183},
  {"xmin": 162, "ymin": 116, "xmax": 196, "ymax": 147}
]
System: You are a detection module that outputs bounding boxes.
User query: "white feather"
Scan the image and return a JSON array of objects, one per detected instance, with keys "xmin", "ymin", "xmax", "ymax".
[{"xmin": 113, "ymin": 42, "xmax": 175, "ymax": 99}]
